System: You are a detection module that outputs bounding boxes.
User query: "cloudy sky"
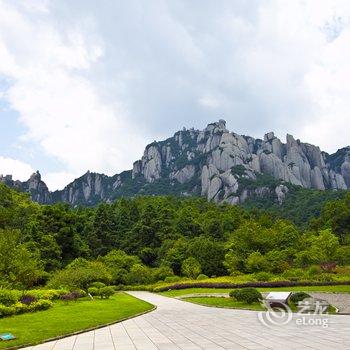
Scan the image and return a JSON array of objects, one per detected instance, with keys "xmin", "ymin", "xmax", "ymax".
[{"xmin": 0, "ymin": 0, "xmax": 349, "ymax": 190}]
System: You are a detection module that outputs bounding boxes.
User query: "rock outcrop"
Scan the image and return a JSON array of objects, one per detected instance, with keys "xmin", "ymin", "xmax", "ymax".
[
  {"xmin": 0, "ymin": 171, "xmax": 51, "ymax": 204},
  {"xmin": 1, "ymin": 120, "xmax": 349, "ymax": 205}
]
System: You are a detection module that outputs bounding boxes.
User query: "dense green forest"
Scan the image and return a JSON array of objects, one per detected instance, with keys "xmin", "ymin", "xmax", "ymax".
[{"xmin": 0, "ymin": 182, "xmax": 350, "ymax": 290}]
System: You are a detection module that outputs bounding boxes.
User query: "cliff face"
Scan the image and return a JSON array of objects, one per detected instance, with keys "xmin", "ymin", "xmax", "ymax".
[
  {"xmin": 0, "ymin": 171, "xmax": 52, "ymax": 204},
  {"xmin": 130, "ymin": 120, "xmax": 349, "ymax": 205},
  {"xmin": 1, "ymin": 120, "xmax": 349, "ymax": 205}
]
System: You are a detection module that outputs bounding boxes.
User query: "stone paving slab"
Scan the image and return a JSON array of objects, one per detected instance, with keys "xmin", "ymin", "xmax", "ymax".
[{"xmin": 25, "ymin": 291, "xmax": 350, "ymax": 350}]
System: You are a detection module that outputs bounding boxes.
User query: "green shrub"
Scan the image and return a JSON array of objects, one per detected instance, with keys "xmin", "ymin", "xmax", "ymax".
[
  {"xmin": 290, "ymin": 292, "xmax": 310, "ymax": 304},
  {"xmin": 125, "ymin": 264, "xmax": 152, "ymax": 285},
  {"xmin": 123, "ymin": 284, "xmax": 155, "ymax": 291},
  {"xmin": 164, "ymin": 276, "xmax": 181, "ymax": 283},
  {"xmin": 30, "ymin": 299, "xmax": 53, "ymax": 311},
  {"xmin": 196, "ymin": 274, "xmax": 208, "ymax": 280},
  {"xmin": 0, "ymin": 304, "xmax": 15, "ymax": 317},
  {"xmin": 48, "ymin": 261, "xmax": 112, "ymax": 290},
  {"xmin": 254, "ymin": 272, "xmax": 273, "ymax": 282},
  {"xmin": 307, "ymin": 265, "xmax": 322, "ymax": 277},
  {"xmin": 313, "ymin": 273, "xmax": 335, "ymax": 282},
  {"xmin": 71, "ymin": 290, "xmax": 86, "ymax": 298},
  {"xmin": 13, "ymin": 302, "xmax": 28, "ymax": 314},
  {"xmin": 151, "ymin": 266, "xmax": 174, "ymax": 282},
  {"xmin": 89, "ymin": 282, "xmax": 106, "ymax": 289},
  {"xmin": 88, "ymin": 287, "xmax": 99, "ymax": 296},
  {"xmin": 282, "ymin": 268, "xmax": 304, "ymax": 281},
  {"xmin": 229, "ymin": 288, "xmax": 262, "ymax": 304},
  {"xmin": 181, "ymin": 257, "xmax": 201, "ymax": 279},
  {"xmin": 0, "ymin": 289, "xmax": 20, "ymax": 306},
  {"xmin": 28, "ymin": 289, "xmax": 66, "ymax": 301},
  {"xmin": 99, "ymin": 286, "xmax": 115, "ymax": 299}
]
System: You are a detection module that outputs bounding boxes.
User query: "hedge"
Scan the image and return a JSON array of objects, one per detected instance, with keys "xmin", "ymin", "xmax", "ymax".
[{"xmin": 154, "ymin": 280, "xmax": 350, "ymax": 292}]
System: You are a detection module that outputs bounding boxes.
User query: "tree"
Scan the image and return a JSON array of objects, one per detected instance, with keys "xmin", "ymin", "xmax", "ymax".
[
  {"xmin": 246, "ymin": 251, "xmax": 268, "ymax": 273},
  {"xmin": 181, "ymin": 257, "xmax": 201, "ymax": 279},
  {"xmin": 186, "ymin": 236, "xmax": 225, "ymax": 276},
  {"xmin": 309, "ymin": 229, "xmax": 340, "ymax": 263},
  {"xmin": 0, "ymin": 229, "xmax": 43, "ymax": 289},
  {"xmin": 224, "ymin": 250, "xmax": 242, "ymax": 275},
  {"xmin": 265, "ymin": 250, "xmax": 289, "ymax": 273},
  {"xmin": 318, "ymin": 193, "xmax": 350, "ymax": 242},
  {"xmin": 125, "ymin": 264, "xmax": 152, "ymax": 285},
  {"xmin": 99, "ymin": 249, "xmax": 141, "ymax": 284},
  {"xmin": 164, "ymin": 238, "xmax": 188, "ymax": 275},
  {"xmin": 48, "ymin": 259, "xmax": 112, "ymax": 290}
]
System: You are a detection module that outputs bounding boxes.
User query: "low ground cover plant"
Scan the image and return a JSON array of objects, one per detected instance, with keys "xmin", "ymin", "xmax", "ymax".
[{"xmin": 0, "ymin": 288, "xmax": 79, "ymax": 318}]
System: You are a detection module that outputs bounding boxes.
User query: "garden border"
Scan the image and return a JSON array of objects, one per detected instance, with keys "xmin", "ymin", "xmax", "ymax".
[{"xmin": 155, "ymin": 280, "xmax": 350, "ymax": 292}]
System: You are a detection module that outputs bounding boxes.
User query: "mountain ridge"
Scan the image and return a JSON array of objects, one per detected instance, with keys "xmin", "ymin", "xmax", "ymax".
[{"xmin": 1, "ymin": 120, "xmax": 349, "ymax": 206}]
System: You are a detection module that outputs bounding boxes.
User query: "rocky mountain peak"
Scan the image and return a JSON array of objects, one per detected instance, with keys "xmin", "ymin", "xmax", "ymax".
[{"xmin": 1, "ymin": 120, "xmax": 349, "ymax": 206}]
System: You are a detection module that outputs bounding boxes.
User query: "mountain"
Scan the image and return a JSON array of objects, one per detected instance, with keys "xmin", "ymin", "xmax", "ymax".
[
  {"xmin": 1, "ymin": 120, "xmax": 349, "ymax": 206},
  {"xmin": 0, "ymin": 171, "xmax": 52, "ymax": 204}
]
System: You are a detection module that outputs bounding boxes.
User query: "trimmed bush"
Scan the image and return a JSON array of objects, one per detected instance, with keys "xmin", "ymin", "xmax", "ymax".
[
  {"xmin": 26, "ymin": 289, "xmax": 67, "ymax": 301},
  {"xmin": 88, "ymin": 287, "xmax": 99, "ymax": 296},
  {"xmin": 229, "ymin": 288, "xmax": 262, "ymax": 304},
  {"xmin": 0, "ymin": 304, "xmax": 15, "ymax": 317},
  {"xmin": 121, "ymin": 284, "xmax": 155, "ymax": 291},
  {"xmin": 290, "ymin": 292, "xmax": 310, "ymax": 304},
  {"xmin": 0, "ymin": 289, "xmax": 20, "ymax": 306},
  {"xmin": 99, "ymin": 286, "xmax": 115, "ymax": 299},
  {"xmin": 196, "ymin": 274, "xmax": 209, "ymax": 280},
  {"xmin": 30, "ymin": 299, "xmax": 53, "ymax": 311},
  {"xmin": 89, "ymin": 282, "xmax": 106, "ymax": 289},
  {"xmin": 13, "ymin": 302, "xmax": 29, "ymax": 314},
  {"xmin": 164, "ymin": 276, "xmax": 181, "ymax": 283},
  {"xmin": 154, "ymin": 280, "xmax": 350, "ymax": 293}
]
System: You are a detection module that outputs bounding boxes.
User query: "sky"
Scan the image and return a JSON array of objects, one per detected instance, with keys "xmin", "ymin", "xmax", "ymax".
[{"xmin": 0, "ymin": 0, "xmax": 349, "ymax": 190}]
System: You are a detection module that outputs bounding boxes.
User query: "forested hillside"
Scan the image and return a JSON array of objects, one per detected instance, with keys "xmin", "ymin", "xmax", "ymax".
[{"xmin": 1, "ymin": 182, "xmax": 350, "ymax": 290}]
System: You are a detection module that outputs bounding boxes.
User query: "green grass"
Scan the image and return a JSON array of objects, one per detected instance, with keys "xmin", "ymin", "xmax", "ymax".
[
  {"xmin": 160, "ymin": 285, "xmax": 350, "ymax": 297},
  {"xmin": 184, "ymin": 296, "xmax": 338, "ymax": 314},
  {"xmin": 0, "ymin": 293, "xmax": 153, "ymax": 349},
  {"xmin": 184, "ymin": 296, "xmax": 265, "ymax": 311}
]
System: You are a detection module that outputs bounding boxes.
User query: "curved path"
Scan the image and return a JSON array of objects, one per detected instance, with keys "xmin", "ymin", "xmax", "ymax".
[{"xmin": 25, "ymin": 291, "xmax": 350, "ymax": 350}]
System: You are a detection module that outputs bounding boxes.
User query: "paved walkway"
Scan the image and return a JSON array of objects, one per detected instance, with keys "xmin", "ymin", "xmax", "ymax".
[
  {"xmin": 25, "ymin": 291, "xmax": 350, "ymax": 350},
  {"xmin": 308, "ymin": 292, "xmax": 350, "ymax": 314}
]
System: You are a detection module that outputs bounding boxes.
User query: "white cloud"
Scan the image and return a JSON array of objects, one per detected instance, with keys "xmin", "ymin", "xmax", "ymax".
[
  {"xmin": 0, "ymin": 0, "xmax": 146, "ymax": 190},
  {"xmin": 0, "ymin": 0, "xmax": 350, "ymax": 192},
  {"xmin": 43, "ymin": 171, "xmax": 78, "ymax": 191},
  {"xmin": 0, "ymin": 156, "xmax": 34, "ymax": 181},
  {"xmin": 198, "ymin": 95, "xmax": 221, "ymax": 109}
]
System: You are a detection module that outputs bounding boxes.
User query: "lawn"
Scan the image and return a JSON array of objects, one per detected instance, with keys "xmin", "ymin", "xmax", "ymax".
[
  {"xmin": 0, "ymin": 292, "xmax": 153, "ymax": 349},
  {"xmin": 183, "ymin": 296, "xmax": 338, "ymax": 314},
  {"xmin": 184, "ymin": 297, "xmax": 265, "ymax": 311},
  {"xmin": 160, "ymin": 284, "xmax": 350, "ymax": 297}
]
